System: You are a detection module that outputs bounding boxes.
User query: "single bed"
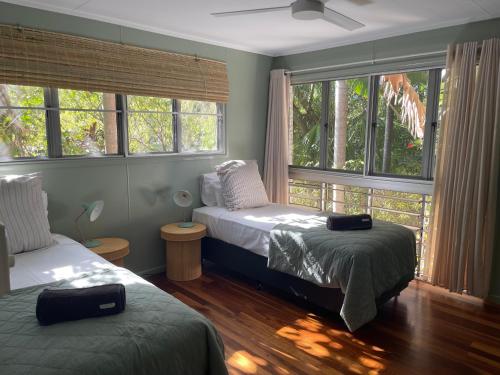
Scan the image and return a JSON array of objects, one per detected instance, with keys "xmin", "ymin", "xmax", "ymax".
[
  {"xmin": 0, "ymin": 229, "xmax": 228, "ymax": 375},
  {"xmin": 193, "ymin": 203, "xmax": 416, "ymax": 331}
]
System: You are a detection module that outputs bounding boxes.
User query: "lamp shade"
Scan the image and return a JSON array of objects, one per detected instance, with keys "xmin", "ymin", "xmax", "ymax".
[
  {"xmin": 173, "ymin": 190, "xmax": 193, "ymax": 208},
  {"xmin": 82, "ymin": 200, "xmax": 104, "ymax": 222}
]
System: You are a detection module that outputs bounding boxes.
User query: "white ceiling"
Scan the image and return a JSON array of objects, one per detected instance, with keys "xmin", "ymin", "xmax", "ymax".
[{"xmin": 3, "ymin": 0, "xmax": 500, "ymax": 56}]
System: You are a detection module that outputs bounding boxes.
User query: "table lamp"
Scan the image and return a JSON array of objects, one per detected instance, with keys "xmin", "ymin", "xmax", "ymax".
[
  {"xmin": 173, "ymin": 190, "xmax": 194, "ymax": 228},
  {"xmin": 75, "ymin": 200, "xmax": 104, "ymax": 248}
]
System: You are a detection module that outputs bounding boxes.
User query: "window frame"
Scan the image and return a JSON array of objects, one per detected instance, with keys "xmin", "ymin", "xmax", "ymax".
[
  {"xmin": 289, "ymin": 66, "xmax": 442, "ymax": 191},
  {"xmin": 0, "ymin": 87, "xmax": 226, "ymax": 162}
]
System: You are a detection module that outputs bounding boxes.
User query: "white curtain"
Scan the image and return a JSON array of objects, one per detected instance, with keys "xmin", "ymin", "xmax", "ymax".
[
  {"xmin": 263, "ymin": 69, "xmax": 291, "ymax": 204},
  {"xmin": 424, "ymin": 38, "xmax": 500, "ymax": 298}
]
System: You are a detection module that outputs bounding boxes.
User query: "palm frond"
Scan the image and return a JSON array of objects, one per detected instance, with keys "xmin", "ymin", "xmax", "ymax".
[{"xmin": 380, "ymin": 74, "xmax": 426, "ymax": 139}]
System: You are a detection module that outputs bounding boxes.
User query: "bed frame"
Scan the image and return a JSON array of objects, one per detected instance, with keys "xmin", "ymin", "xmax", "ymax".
[{"xmin": 202, "ymin": 236, "xmax": 411, "ymax": 315}]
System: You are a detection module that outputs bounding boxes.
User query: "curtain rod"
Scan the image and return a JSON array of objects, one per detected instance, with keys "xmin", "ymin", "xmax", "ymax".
[{"xmin": 284, "ymin": 49, "xmax": 448, "ymax": 75}]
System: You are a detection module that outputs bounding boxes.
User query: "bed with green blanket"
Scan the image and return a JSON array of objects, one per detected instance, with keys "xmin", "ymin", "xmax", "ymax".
[
  {"xmin": 268, "ymin": 214, "xmax": 416, "ymax": 332},
  {"xmin": 0, "ymin": 267, "xmax": 228, "ymax": 375}
]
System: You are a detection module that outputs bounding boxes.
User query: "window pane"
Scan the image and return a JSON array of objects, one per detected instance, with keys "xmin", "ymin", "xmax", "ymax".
[
  {"xmin": 0, "ymin": 108, "xmax": 46, "ymax": 158},
  {"xmin": 128, "ymin": 112, "xmax": 173, "ymax": 153},
  {"xmin": 0, "ymin": 84, "xmax": 46, "ymax": 159},
  {"xmin": 180, "ymin": 114, "xmax": 218, "ymax": 152},
  {"xmin": 180, "ymin": 100, "xmax": 217, "ymax": 114},
  {"xmin": 58, "ymin": 89, "xmax": 107, "ymax": 110},
  {"xmin": 0, "ymin": 84, "xmax": 44, "ymax": 108},
  {"xmin": 128, "ymin": 96, "xmax": 172, "ymax": 112},
  {"xmin": 291, "ymin": 83, "xmax": 322, "ymax": 167},
  {"xmin": 127, "ymin": 95, "xmax": 173, "ymax": 153},
  {"xmin": 60, "ymin": 110, "xmax": 118, "ymax": 156},
  {"xmin": 58, "ymin": 90, "xmax": 118, "ymax": 156},
  {"xmin": 375, "ymin": 71, "xmax": 429, "ymax": 176},
  {"xmin": 327, "ymin": 78, "xmax": 368, "ymax": 172}
]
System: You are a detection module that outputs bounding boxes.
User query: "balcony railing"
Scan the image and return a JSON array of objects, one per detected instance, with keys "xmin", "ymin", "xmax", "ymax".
[{"xmin": 289, "ymin": 178, "xmax": 432, "ymax": 276}]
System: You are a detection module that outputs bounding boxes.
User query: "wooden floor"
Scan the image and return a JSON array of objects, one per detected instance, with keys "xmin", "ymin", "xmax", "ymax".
[{"xmin": 149, "ymin": 266, "xmax": 500, "ymax": 375}]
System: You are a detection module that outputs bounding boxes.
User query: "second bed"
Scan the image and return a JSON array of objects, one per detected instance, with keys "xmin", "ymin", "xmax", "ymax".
[{"xmin": 194, "ymin": 203, "xmax": 416, "ymax": 331}]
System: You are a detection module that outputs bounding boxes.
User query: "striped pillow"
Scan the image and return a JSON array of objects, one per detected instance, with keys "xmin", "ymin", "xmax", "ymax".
[
  {"xmin": 0, "ymin": 173, "xmax": 52, "ymax": 254},
  {"xmin": 216, "ymin": 160, "xmax": 269, "ymax": 211}
]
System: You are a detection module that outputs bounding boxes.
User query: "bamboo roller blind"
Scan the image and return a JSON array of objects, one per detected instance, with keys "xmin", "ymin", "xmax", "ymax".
[{"xmin": 0, "ymin": 25, "xmax": 229, "ymax": 102}]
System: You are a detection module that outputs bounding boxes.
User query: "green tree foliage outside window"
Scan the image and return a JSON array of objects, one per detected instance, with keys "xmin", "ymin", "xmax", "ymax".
[
  {"xmin": 127, "ymin": 96, "xmax": 174, "ymax": 153},
  {"xmin": 179, "ymin": 100, "xmax": 219, "ymax": 153},
  {"xmin": 58, "ymin": 89, "xmax": 117, "ymax": 156},
  {"xmin": 292, "ymin": 82, "xmax": 322, "ymax": 167},
  {"xmin": 0, "ymin": 84, "xmax": 223, "ymax": 159},
  {"xmin": 0, "ymin": 84, "xmax": 46, "ymax": 158}
]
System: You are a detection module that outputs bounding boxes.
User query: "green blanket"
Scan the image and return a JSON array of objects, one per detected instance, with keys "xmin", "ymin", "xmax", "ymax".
[
  {"xmin": 0, "ymin": 268, "xmax": 228, "ymax": 375},
  {"xmin": 268, "ymin": 215, "xmax": 416, "ymax": 332}
]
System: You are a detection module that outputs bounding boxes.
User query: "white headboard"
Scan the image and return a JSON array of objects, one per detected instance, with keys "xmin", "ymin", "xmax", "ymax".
[{"xmin": 0, "ymin": 222, "xmax": 10, "ymax": 296}]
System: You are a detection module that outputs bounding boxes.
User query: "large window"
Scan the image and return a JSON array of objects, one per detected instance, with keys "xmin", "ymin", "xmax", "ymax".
[
  {"xmin": 290, "ymin": 69, "xmax": 442, "ymax": 180},
  {"xmin": 0, "ymin": 84, "xmax": 224, "ymax": 161},
  {"xmin": 289, "ymin": 68, "xmax": 442, "ymax": 277}
]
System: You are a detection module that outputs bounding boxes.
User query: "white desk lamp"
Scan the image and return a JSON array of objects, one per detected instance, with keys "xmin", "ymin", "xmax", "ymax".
[
  {"xmin": 75, "ymin": 200, "xmax": 104, "ymax": 248},
  {"xmin": 173, "ymin": 190, "xmax": 194, "ymax": 228}
]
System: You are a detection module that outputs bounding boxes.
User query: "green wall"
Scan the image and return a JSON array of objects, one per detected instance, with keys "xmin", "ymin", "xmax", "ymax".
[
  {"xmin": 274, "ymin": 17, "xmax": 500, "ymax": 302},
  {"xmin": 0, "ymin": 2, "xmax": 272, "ymax": 274}
]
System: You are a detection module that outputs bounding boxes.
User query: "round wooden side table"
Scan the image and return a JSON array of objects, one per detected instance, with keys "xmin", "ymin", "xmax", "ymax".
[
  {"xmin": 90, "ymin": 238, "xmax": 129, "ymax": 267},
  {"xmin": 160, "ymin": 223, "xmax": 206, "ymax": 281}
]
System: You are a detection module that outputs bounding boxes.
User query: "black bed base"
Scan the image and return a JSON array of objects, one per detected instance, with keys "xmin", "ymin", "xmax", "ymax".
[{"xmin": 202, "ymin": 237, "xmax": 411, "ymax": 316}]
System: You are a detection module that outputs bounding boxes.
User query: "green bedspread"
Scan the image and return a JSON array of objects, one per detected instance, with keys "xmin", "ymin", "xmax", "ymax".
[
  {"xmin": 268, "ymin": 215, "xmax": 416, "ymax": 332},
  {"xmin": 0, "ymin": 268, "xmax": 228, "ymax": 375}
]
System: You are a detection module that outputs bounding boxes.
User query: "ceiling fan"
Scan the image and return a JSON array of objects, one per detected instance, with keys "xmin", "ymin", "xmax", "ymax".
[{"xmin": 211, "ymin": 0, "xmax": 364, "ymax": 31}]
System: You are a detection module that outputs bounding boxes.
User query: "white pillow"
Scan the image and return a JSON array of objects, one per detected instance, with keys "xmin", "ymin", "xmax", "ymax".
[
  {"xmin": 0, "ymin": 173, "xmax": 52, "ymax": 254},
  {"xmin": 200, "ymin": 172, "xmax": 222, "ymax": 207},
  {"xmin": 216, "ymin": 160, "xmax": 269, "ymax": 211}
]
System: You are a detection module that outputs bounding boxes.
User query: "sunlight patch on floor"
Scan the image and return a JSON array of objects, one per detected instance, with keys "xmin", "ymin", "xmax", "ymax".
[
  {"xmin": 227, "ymin": 350, "xmax": 267, "ymax": 374},
  {"xmin": 275, "ymin": 315, "xmax": 387, "ymax": 373}
]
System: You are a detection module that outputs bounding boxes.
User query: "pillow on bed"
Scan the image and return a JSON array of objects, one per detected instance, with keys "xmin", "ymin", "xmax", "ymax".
[
  {"xmin": 0, "ymin": 173, "xmax": 52, "ymax": 254},
  {"xmin": 200, "ymin": 172, "xmax": 225, "ymax": 207},
  {"xmin": 216, "ymin": 160, "xmax": 269, "ymax": 211}
]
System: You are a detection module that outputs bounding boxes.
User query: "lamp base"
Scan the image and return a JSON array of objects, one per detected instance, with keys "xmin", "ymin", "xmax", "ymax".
[
  {"xmin": 178, "ymin": 222, "xmax": 194, "ymax": 228},
  {"xmin": 84, "ymin": 239, "xmax": 102, "ymax": 248}
]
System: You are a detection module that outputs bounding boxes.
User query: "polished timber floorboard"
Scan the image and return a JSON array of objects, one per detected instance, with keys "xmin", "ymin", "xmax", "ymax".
[{"xmin": 149, "ymin": 267, "xmax": 500, "ymax": 375}]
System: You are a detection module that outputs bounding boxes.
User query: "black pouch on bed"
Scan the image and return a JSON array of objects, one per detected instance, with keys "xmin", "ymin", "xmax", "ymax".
[
  {"xmin": 36, "ymin": 284, "xmax": 126, "ymax": 325},
  {"xmin": 326, "ymin": 214, "xmax": 372, "ymax": 231}
]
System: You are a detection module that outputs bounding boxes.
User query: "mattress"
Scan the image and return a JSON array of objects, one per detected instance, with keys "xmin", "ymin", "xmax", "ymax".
[
  {"xmin": 192, "ymin": 203, "xmax": 319, "ymax": 257},
  {"xmin": 10, "ymin": 234, "xmax": 114, "ymax": 290}
]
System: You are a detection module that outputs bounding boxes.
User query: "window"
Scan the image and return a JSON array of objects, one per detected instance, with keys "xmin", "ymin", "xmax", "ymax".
[
  {"xmin": 291, "ymin": 82, "xmax": 322, "ymax": 167},
  {"xmin": 290, "ymin": 69, "xmax": 442, "ymax": 180},
  {"xmin": 178, "ymin": 100, "xmax": 222, "ymax": 153},
  {"xmin": 58, "ymin": 89, "xmax": 119, "ymax": 156},
  {"xmin": 0, "ymin": 84, "xmax": 47, "ymax": 159},
  {"xmin": 327, "ymin": 77, "xmax": 368, "ymax": 173},
  {"xmin": 126, "ymin": 96, "xmax": 223, "ymax": 155},
  {"xmin": 127, "ymin": 96, "xmax": 174, "ymax": 154},
  {"xmin": 0, "ymin": 84, "xmax": 224, "ymax": 161},
  {"xmin": 374, "ymin": 71, "xmax": 429, "ymax": 177}
]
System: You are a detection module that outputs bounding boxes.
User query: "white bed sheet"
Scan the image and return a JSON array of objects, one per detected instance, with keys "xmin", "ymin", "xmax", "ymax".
[
  {"xmin": 192, "ymin": 203, "xmax": 319, "ymax": 257},
  {"xmin": 10, "ymin": 234, "xmax": 115, "ymax": 290}
]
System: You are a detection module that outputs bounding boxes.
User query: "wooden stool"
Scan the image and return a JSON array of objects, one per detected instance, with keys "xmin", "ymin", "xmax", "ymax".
[
  {"xmin": 90, "ymin": 238, "xmax": 129, "ymax": 267},
  {"xmin": 160, "ymin": 223, "xmax": 206, "ymax": 281}
]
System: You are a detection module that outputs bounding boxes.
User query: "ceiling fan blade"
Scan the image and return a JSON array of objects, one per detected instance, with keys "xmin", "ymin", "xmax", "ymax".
[
  {"xmin": 211, "ymin": 6, "xmax": 290, "ymax": 17},
  {"xmin": 322, "ymin": 7, "xmax": 364, "ymax": 30}
]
